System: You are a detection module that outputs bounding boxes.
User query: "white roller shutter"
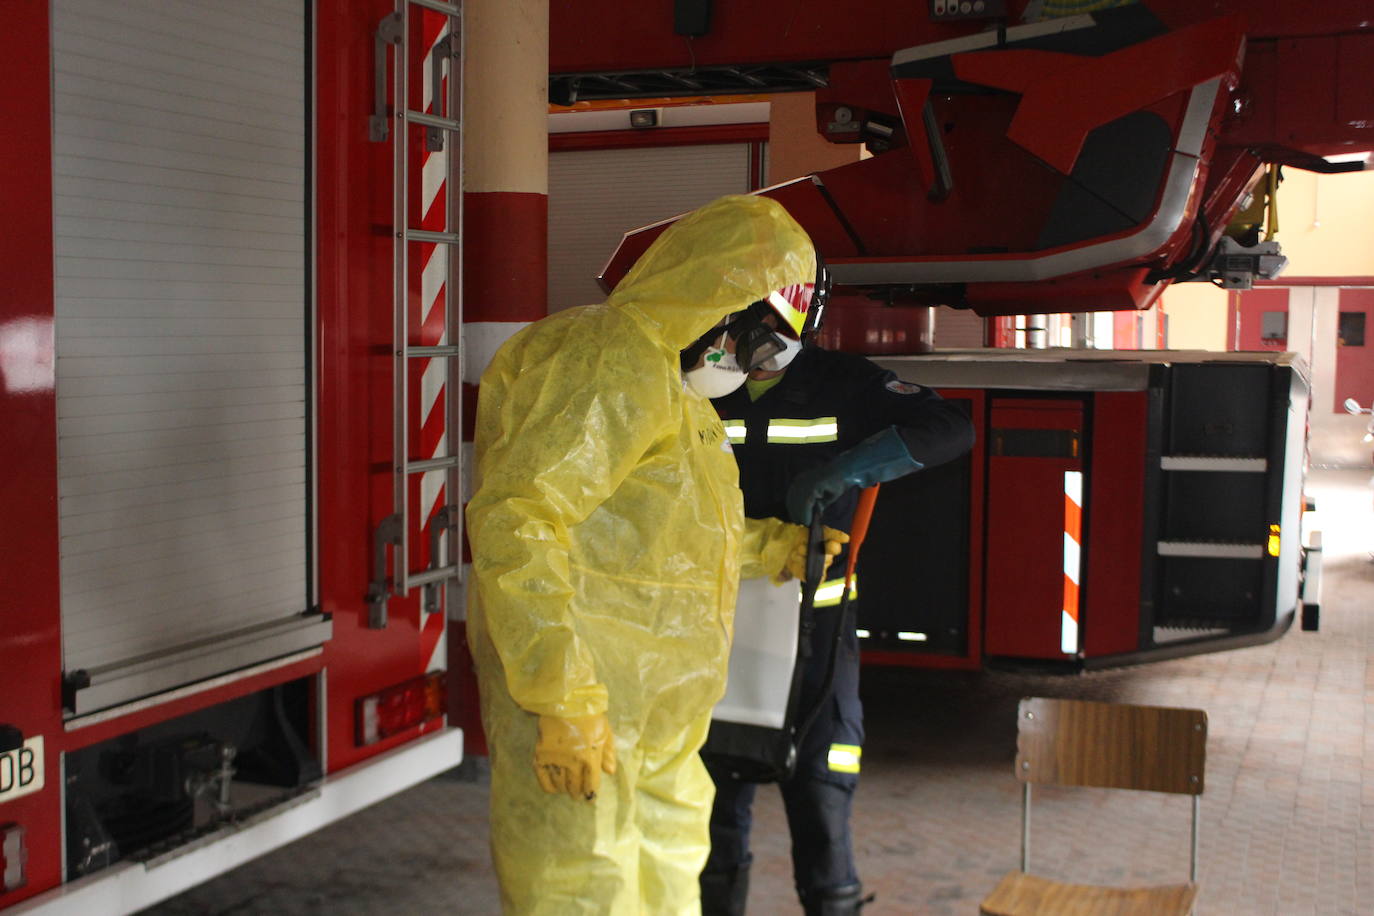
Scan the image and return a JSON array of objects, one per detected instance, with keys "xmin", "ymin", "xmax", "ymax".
[
  {"xmin": 548, "ymin": 144, "xmax": 754, "ymax": 313},
  {"xmin": 52, "ymin": 0, "xmax": 322, "ymax": 715},
  {"xmin": 933, "ymin": 306, "xmax": 988, "ymax": 349}
]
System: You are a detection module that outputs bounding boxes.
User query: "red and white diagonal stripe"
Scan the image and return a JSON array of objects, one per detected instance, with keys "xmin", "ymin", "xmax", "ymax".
[{"xmin": 414, "ymin": 11, "xmax": 450, "ymax": 674}]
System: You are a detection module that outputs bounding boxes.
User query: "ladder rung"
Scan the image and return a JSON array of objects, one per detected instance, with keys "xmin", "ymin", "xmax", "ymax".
[
  {"xmin": 406, "ymin": 110, "xmax": 461, "ymax": 132},
  {"xmin": 407, "ymin": 345, "xmax": 460, "ymax": 357},
  {"xmin": 408, "ymin": 0, "xmax": 461, "ymax": 16},
  {"xmin": 409, "ymin": 564, "xmax": 460, "ymax": 588},
  {"xmin": 407, "ymin": 455, "xmax": 460, "ymax": 473},
  {"xmin": 405, "ymin": 228, "xmax": 461, "ymax": 244}
]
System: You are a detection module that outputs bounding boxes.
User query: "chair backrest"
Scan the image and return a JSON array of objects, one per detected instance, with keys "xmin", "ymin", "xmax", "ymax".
[{"xmin": 1015, "ymin": 697, "xmax": 1207, "ymax": 796}]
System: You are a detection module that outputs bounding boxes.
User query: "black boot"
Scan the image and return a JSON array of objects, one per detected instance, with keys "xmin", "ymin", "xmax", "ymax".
[
  {"xmin": 700, "ymin": 864, "xmax": 750, "ymax": 916},
  {"xmin": 800, "ymin": 883, "xmax": 872, "ymax": 916}
]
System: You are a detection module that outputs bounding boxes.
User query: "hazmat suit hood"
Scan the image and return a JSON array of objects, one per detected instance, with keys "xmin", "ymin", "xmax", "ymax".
[{"xmin": 606, "ymin": 194, "xmax": 818, "ymax": 353}]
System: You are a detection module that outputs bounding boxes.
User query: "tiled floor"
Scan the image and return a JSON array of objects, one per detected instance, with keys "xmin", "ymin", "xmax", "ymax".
[{"xmin": 147, "ymin": 469, "xmax": 1374, "ymax": 914}]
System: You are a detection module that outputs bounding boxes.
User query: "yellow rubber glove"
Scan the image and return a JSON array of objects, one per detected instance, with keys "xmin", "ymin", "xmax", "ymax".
[
  {"xmin": 534, "ymin": 712, "xmax": 617, "ymax": 801},
  {"xmin": 775, "ymin": 526, "xmax": 849, "ymax": 584}
]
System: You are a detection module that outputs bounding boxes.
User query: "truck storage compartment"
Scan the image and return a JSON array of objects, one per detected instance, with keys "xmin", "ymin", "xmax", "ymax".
[
  {"xmin": 65, "ymin": 679, "xmax": 319, "ymax": 879},
  {"xmin": 983, "ymin": 398, "xmax": 1085, "ymax": 662}
]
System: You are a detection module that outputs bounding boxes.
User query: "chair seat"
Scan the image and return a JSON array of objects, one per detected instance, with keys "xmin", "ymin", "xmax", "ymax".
[{"xmin": 980, "ymin": 870, "xmax": 1198, "ymax": 916}]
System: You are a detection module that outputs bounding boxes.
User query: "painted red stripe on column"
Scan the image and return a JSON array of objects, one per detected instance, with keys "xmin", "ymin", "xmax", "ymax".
[
  {"xmin": 463, "ymin": 191, "xmax": 549, "ymax": 323},
  {"xmin": 457, "ymin": 187, "xmax": 548, "ymax": 758}
]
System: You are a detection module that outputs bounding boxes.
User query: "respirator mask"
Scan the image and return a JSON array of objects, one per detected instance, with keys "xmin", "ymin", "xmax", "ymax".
[
  {"xmin": 679, "ymin": 258, "xmax": 829, "ymax": 398},
  {"xmin": 681, "ymin": 333, "xmax": 747, "ymax": 398},
  {"xmin": 681, "ymin": 301, "xmax": 795, "ymax": 398}
]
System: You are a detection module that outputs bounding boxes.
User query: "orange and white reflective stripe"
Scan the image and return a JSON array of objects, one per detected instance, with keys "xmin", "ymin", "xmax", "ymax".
[{"xmin": 1062, "ymin": 470, "xmax": 1082, "ymax": 655}]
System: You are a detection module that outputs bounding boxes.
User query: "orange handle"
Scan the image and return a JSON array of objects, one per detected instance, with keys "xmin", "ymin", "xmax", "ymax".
[{"xmin": 843, "ymin": 485, "xmax": 880, "ymax": 584}]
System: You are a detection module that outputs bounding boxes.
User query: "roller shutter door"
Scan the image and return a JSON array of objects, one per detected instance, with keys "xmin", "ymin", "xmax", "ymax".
[
  {"xmin": 52, "ymin": 0, "xmax": 323, "ymax": 714},
  {"xmin": 934, "ymin": 306, "xmax": 988, "ymax": 349},
  {"xmin": 548, "ymin": 143, "xmax": 754, "ymax": 313}
]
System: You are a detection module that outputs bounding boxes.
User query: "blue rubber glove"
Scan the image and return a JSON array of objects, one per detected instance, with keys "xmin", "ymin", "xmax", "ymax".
[{"xmin": 785, "ymin": 426, "xmax": 923, "ymax": 524}]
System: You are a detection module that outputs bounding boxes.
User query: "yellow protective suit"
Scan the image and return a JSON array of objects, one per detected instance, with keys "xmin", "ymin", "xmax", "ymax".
[{"xmin": 466, "ymin": 194, "xmax": 814, "ymax": 915}]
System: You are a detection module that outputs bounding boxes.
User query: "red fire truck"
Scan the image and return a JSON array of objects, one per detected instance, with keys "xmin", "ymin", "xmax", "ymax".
[
  {"xmin": 3, "ymin": 0, "xmax": 464, "ymax": 909},
  {"xmin": 1, "ymin": 0, "xmax": 1369, "ymax": 911}
]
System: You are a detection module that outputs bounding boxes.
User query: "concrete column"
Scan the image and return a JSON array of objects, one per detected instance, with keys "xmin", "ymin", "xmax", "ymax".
[
  {"xmin": 454, "ymin": 0, "xmax": 549, "ymax": 751},
  {"xmin": 458, "ymin": 0, "xmax": 549, "ymax": 517},
  {"xmin": 462, "ymin": 0, "xmax": 549, "ymax": 360}
]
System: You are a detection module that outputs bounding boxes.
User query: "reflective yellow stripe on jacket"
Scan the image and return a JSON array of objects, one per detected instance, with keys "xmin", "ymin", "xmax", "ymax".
[
  {"xmin": 722, "ymin": 421, "xmax": 748, "ymax": 444},
  {"xmin": 827, "ymin": 743, "xmax": 862, "ymax": 774},
  {"xmin": 812, "ymin": 576, "xmax": 858, "ymax": 608},
  {"xmin": 719, "ymin": 417, "xmax": 838, "ymax": 444},
  {"xmin": 766, "ymin": 417, "xmax": 838, "ymax": 444}
]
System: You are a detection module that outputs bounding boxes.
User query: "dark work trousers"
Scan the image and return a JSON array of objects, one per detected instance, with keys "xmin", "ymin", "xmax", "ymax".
[{"xmin": 703, "ymin": 599, "xmax": 865, "ymax": 905}]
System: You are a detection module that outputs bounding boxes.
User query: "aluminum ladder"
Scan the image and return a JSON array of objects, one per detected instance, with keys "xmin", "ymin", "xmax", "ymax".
[{"xmin": 367, "ymin": 0, "xmax": 463, "ymax": 627}]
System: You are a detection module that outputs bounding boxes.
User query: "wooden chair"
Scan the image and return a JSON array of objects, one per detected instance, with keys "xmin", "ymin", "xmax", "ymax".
[{"xmin": 980, "ymin": 697, "xmax": 1207, "ymax": 916}]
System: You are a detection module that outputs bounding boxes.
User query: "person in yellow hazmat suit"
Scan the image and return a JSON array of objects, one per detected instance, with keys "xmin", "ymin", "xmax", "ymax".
[{"xmin": 466, "ymin": 194, "xmax": 845, "ymax": 915}]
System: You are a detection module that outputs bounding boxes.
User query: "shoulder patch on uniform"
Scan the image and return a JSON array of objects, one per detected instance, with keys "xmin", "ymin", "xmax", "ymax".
[{"xmin": 885, "ymin": 379, "xmax": 922, "ymax": 395}]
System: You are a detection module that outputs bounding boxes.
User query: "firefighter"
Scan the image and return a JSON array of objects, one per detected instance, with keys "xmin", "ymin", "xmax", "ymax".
[
  {"xmin": 466, "ymin": 195, "xmax": 846, "ymax": 915},
  {"xmin": 699, "ymin": 291, "xmax": 975, "ymax": 916}
]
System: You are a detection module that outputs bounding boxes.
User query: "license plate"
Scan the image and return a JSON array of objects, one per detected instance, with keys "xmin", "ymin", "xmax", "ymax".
[{"xmin": 0, "ymin": 737, "xmax": 44, "ymax": 804}]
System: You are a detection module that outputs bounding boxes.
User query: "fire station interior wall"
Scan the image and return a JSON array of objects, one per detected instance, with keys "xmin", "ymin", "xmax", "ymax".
[
  {"xmin": 1305, "ymin": 287, "xmax": 1374, "ymax": 467},
  {"xmin": 1160, "ymin": 169, "xmax": 1374, "ymax": 346},
  {"xmin": 1227, "ymin": 286, "xmax": 1371, "ymax": 468},
  {"xmin": 767, "ymin": 92, "xmax": 866, "ymax": 186},
  {"xmin": 51, "ymin": 1, "xmax": 309, "ymax": 679},
  {"xmin": 1265, "ymin": 169, "xmax": 1374, "ymax": 277},
  {"xmin": 547, "ymin": 143, "xmax": 754, "ymax": 313},
  {"xmin": 1160, "ymin": 282, "xmax": 1228, "ymax": 351},
  {"xmin": 1333, "ymin": 289, "xmax": 1374, "ymax": 412}
]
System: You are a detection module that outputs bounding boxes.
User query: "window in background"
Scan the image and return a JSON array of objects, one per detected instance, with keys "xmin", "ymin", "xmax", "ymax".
[
  {"xmin": 1338, "ymin": 312, "xmax": 1366, "ymax": 347},
  {"xmin": 1260, "ymin": 310, "xmax": 1288, "ymax": 346}
]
